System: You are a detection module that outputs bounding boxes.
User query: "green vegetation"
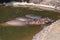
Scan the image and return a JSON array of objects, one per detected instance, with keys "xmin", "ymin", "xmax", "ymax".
[{"xmin": 0, "ymin": 7, "xmax": 60, "ymax": 40}]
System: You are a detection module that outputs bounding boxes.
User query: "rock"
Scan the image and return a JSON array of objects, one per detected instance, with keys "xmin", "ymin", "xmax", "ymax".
[{"xmin": 32, "ymin": 19, "xmax": 60, "ymax": 40}]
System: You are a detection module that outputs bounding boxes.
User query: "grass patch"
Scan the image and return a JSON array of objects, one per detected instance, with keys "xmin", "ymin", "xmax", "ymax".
[{"xmin": 0, "ymin": 7, "xmax": 60, "ymax": 40}]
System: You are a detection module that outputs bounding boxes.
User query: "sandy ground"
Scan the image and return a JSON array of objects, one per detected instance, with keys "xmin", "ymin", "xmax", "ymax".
[{"xmin": 32, "ymin": 19, "xmax": 60, "ymax": 40}]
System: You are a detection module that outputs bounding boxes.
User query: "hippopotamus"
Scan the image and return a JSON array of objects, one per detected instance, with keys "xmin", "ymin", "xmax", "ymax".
[{"xmin": 2, "ymin": 15, "xmax": 54, "ymax": 26}]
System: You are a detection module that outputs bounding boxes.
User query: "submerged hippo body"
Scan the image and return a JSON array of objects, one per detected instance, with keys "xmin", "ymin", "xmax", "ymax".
[{"xmin": 5, "ymin": 20, "xmax": 29, "ymax": 26}]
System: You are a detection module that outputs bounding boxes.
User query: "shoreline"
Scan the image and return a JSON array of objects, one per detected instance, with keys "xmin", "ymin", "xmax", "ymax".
[{"xmin": 1, "ymin": 3, "xmax": 60, "ymax": 13}]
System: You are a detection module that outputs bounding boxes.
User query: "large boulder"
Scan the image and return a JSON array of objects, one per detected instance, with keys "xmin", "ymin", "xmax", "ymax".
[{"xmin": 32, "ymin": 19, "xmax": 60, "ymax": 40}]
